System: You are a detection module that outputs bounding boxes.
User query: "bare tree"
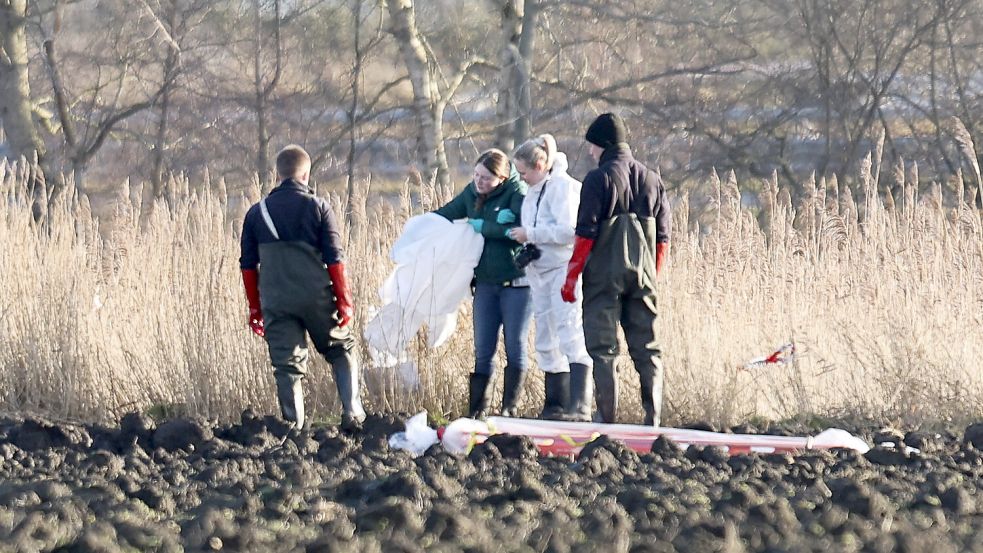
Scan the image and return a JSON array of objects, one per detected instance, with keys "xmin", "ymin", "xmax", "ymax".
[
  {"xmin": 149, "ymin": 3, "xmax": 180, "ymax": 210},
  {"xmin": 252, "ymin": 0, "xmax": 283, "ymax": 179},
  {"xmin": 791, "ymin": 0, "xmax": 943, "ymax": 178},
  {"xmin": 36, "ymin": 0, "xmax": 176, "ymax": 194},
  {"xmin": 492, "ymin": 0, "xmax": 539, "ymax": 150},
  {"xmin": 136, "ymin": 0, "xmax": 214, "ymax": 225},
  {"xmin": 0, "ymin": 0, "xmax": 45, "ymax": 163},
  {"xmin": 382, "ymin": 0, "xmax": 487, "ymax": 189},
  {"xmin": 344, "ymin": 0, "xmax": 366, "ymax": 221},
  {"xmin": 528, "ymin": 1, "xmax": 759, "ymax": 176},
  {"xmin": 493, "ymin": 0, "xmax": 519, "ymax": 152},
  {"xmin": 383, "ymin": 0, "xmax": 449, "ymax": 188}
]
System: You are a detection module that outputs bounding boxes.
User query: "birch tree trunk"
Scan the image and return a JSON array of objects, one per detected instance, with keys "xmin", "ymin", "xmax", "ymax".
[
  {"xmin": 0, "ymin": 0, "xmax": 45, "ymax": 161},
  {"xmin": 494, "ymin": 0, "xmax": 521, "ymax": 152},
  {"xmin": 514, "ymin": 0, "xmax": 538, "ymax": 146},
  {"xmin": 384, "ymin": 0, "xmax": 450, "ymax": 189},
  {"xmin": 493, "ymin": 0, "xmax": 538, "ymax": 151}
]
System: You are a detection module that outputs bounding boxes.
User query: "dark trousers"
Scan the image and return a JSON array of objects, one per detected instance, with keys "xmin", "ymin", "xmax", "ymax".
[
  {"xmin": 582, "ymin": 271, "xmax": 664, "ymax": 425},
  {"xmin": 264, "ymin": 306, "xmax": 365, "ymax": 419},
  {"xmin": 259, "ymin": 241, "xmax": 365, "ymax": 420},
  {"xmin": 580, "ymin": 213, "xmax": 665, "ymax": 425}
]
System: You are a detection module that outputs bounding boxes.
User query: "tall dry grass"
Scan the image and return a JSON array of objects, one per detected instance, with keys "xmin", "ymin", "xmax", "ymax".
[{"xmin": 1, "ymin": 152, "xmax": 981, "ymax": 427}]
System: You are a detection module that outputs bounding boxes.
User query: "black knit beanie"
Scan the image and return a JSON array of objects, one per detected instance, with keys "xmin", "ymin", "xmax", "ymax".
[{"xmin": 585, "ymin": 113, "xmax": 627, "ymax": 148}]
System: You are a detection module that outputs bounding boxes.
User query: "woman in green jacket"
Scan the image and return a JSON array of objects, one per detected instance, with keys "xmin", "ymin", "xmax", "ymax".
[{"xmin": 435, "ymin": 149, "xmax": 531, "ymax": 418}]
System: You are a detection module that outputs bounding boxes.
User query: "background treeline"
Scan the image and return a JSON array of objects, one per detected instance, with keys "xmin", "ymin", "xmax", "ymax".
[{"xmin": 2, "ymin": 0, "xmax": 982, "ymax": 213}]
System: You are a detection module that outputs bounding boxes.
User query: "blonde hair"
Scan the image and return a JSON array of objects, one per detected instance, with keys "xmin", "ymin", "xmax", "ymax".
[
  {"xmin": 513, "ymin": 134, "xmax": 557, "ymax": 172},
  {"xmin": 275, "ymin": 144, "xmax": 312, "ymax": 179}
]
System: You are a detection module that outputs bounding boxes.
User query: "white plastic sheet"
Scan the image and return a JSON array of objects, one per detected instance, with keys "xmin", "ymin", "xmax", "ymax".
[
  {"xmin": 364, "ymin": 213, "xmax": 483, "ymax": 367},
  {"xmin": 440, "ymin": 416, "xmax": 871, "ymax": 456}
]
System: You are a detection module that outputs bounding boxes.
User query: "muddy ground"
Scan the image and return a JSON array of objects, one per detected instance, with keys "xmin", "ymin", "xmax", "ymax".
[{"xmin": 0, "ymin": 411, "xmax": 981, "ymax": 552}]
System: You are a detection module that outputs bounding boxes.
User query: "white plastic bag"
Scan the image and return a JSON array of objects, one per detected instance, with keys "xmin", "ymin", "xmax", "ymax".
[{"xmin": 388, "ymin": 411, "xmax": 439, "ymax": 457}]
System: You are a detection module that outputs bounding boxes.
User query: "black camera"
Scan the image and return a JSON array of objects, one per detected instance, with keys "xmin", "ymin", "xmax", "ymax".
[{"xmin": 513, "ymin": 243, "xmax": 542, "ymax": 269}]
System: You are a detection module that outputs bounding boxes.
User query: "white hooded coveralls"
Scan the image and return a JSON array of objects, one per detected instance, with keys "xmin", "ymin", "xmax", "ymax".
[{"xmin": 520, "ymin": 152, "xmax": 593, "ymax": 374}]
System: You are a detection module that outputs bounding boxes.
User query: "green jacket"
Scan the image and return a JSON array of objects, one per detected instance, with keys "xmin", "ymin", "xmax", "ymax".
[{"xmin": 435, "ymin": 165, "xmax": 528, "ymax": 284}]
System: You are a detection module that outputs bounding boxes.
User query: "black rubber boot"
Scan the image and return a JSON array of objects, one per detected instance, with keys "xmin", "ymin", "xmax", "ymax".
[
  {"xmin": 639, "ymin": 357, "xmax": 665, "ymax": 426},
  {"xmin": 565, "ymin": 363, "xmax": 593, "ymax": 422},
  {"xmin": 468, "ymin": 373, "xmax": 491, "ymax": 419},
  {"xmin": 594, "ymin": 359, "xmax": 618, "ymax": 423},
  {"xmin": 332, "ymin": 353, "xmax": 366, "ymax": 431},
  {"xmin": 538, "ymin": 372, "xmax": 569, "ymax": 420},
  {"xmin": 500, "ymin": 366, "xmax": 527, "ymax": 417},
  {"xmin": 275, "ymin": 371, "xmax": 306, "ymax": 430}
]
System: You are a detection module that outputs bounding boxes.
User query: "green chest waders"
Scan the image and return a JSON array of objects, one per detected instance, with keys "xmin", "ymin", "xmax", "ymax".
[
  {"xmin": 580, "ymin": 201, "xmax": 664, "ymax": 425},
  {"xmin": 258, "ymin": 199, "xmax": 365, "ymax": 430}
]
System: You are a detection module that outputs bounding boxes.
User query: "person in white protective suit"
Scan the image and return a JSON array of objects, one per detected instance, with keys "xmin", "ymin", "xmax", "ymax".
[{"xmin": 507, "ymin": 135, "xmax": 594, "ymax": 421}]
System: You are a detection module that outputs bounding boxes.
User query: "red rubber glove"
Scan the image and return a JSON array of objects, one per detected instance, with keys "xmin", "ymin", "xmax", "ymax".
[
  {"xmin": 241, "ymin": 269, "xmax": 265, "ymax": 337},
  {"xmin": 656, "ymin": 242, "xmax": 669, "ymax": 275},
  {"xmin": 561, "ymin": 236, "xmax": 595, "ymax": 303},
  {"xmin": 327, "ymin": 263, "xmax": 354, "ymax": 327}
]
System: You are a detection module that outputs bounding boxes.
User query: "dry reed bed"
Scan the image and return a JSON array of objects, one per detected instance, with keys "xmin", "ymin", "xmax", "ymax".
[{"xmin": 1, "ymin": 156, "xmax": 981, "ymax": 427}]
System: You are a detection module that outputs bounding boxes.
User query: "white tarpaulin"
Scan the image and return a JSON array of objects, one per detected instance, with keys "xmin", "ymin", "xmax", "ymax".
[
  {"xmin": 439, "ymin": 417, "xmax": 871, "ymax": 456},
  {"xmin": 386, "ymin": 411, "xmax": 871, "ymax": 458},
  {"xmin": 365, "ymin": 213, "xmax": 483, "ymax": 367}
]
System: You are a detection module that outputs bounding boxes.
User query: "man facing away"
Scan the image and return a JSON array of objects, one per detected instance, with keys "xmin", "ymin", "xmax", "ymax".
[
  {"xmin": 239, "ymin": 145, "xmax": 366, "ymax": 431},
  {"xmin": 561, "ymin": 113, "xmax": 671, "ymax": 425}
]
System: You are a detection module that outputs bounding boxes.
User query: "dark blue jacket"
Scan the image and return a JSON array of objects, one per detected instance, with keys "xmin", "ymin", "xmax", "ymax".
[
  {"xmin": 239, "ymin": 178, "xmax": 344, "ymax": 270},
  {"xmin": 575, "ymin": 145, "xmax": 671, "ymax": 243}
]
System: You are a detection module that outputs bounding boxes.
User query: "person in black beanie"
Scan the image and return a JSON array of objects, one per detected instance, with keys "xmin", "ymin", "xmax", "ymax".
[
  {"xmin": 560, "ymin": 112, "xmax": 671, "ymax": 425},
  {"xmin": 584, "ymin": 113, "xmax": 628, "ymax": 149}
]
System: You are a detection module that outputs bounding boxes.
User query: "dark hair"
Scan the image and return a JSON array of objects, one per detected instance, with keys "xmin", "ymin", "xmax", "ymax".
[
  {"xmin": 476, "ymin": 149, "xmax": 510, "ymax": 180},
  {"xmin": 276, "ymin": 144, "xmax": 311, "ymax": 179},
  {"xmin": 474, "ymin": 148, "xmax": 510, "ymax": 210}
]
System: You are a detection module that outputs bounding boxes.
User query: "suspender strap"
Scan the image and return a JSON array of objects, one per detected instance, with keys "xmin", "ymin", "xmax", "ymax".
[
  {"xmin": 259, "ymin": 198, "xmax": 280, "ymax": 240},
  {"xmin": 532, "ymin": 180, "xmax": 548, "ymax": 226}
]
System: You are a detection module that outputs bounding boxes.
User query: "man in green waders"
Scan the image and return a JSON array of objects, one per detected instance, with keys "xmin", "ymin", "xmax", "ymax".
[
  {"xmin": 560, "ymin": 113, "xmax": 670, "ymax": 425},
  {"xmin": 239, "ymin": 145, "xmax": 366, "ymax": 431}
]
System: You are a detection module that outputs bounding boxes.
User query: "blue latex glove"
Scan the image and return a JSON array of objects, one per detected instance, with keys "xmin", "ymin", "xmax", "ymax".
[
  {"xmin": 496, "ymin": 209, "xmax": 516, "ymax": 224},
  {"xmin": 467, "ymin": 218, "xmax": 484, "ymax": 233}
]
